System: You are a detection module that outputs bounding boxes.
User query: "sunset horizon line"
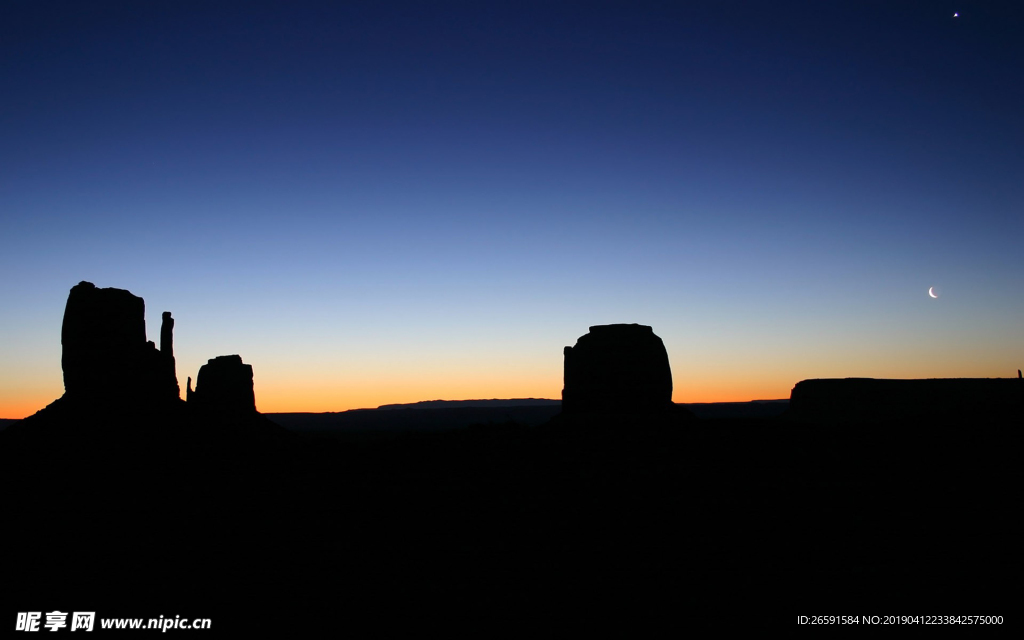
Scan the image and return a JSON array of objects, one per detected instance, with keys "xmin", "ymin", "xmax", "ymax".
[{"xmin": 9, "ymin": 374, "xmax": 1024, "ymax": 421}]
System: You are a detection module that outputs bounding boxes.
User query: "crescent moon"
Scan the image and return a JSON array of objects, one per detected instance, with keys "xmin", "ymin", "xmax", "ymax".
[{"xmin": 928, "ymin": 287, "xmax": 938, "ymax": 299}]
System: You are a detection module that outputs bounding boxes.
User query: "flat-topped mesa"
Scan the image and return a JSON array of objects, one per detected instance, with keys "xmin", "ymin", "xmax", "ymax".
[
  {"xmin": 562, "ymin": 323, "xmax": 674, "ymax": 414},
  {"xmin": 188, "ymin": 355, "xmax": 256, "ymax": 416},
  {"xmin": 788, "ymin": 377, "xmax": 1023, "ymax": 425},
  {"xmin": 60, "ymin": 281, "xmax": 179, "ymax": 406}
]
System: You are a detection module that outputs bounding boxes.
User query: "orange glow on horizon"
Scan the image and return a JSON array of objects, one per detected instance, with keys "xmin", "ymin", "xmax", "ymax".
[
  {"xmin": 0, "ymin": 394, "xmax": 60, "ymax": 421},
  {"xmin": 2, "ymin": 364, "xmax": 1016, "ymax": 419},
  {"xmin": 0, "ymin": 381, "xmax": 798, "ymax": 419}
]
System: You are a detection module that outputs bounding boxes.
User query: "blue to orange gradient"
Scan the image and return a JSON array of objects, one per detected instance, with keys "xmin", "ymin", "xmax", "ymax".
[{"xmin": 2, "ymin": 2, "xmax": 1022, "ymax": 418}]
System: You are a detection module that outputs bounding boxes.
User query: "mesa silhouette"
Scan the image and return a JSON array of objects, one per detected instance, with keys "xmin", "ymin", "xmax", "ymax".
[{"xmin": 788, "ymin": 376, "xmax": 1022, "ymax": 424}]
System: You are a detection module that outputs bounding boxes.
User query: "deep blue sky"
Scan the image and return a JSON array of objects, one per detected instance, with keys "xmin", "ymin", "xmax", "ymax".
[{"xmin": 2, "ymin": 1, "xmax": 1022, "ymax": 416}]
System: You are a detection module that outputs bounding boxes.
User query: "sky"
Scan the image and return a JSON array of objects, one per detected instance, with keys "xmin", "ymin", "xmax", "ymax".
[{"xmin": 2, "ymin": 1, "xmax": 1022, "ymax": 418}]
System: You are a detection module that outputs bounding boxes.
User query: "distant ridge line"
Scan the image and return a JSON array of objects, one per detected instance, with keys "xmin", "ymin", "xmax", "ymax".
[{"xmin": 376, "ymin": 398, "xmax": 560, "ymax": 410}]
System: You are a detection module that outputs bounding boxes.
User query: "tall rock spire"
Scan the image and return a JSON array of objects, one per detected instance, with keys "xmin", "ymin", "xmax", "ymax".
[{"xmin": 160, "ymin": 311, "xmax": 174, "ymax": 357}]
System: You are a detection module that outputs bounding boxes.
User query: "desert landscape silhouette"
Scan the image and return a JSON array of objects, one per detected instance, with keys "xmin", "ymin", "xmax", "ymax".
[
  {"xmin": 3, "ymin": 1, "xmax": 1022, "ymax": 632},
  {"xmin": 2, "ymin": 281, "xmax": 1018, "ymax": 631}
]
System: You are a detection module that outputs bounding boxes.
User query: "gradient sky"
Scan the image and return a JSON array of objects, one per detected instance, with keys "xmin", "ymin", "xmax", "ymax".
[{"xmin": 2, "ymin": 1, "xmax": 1022, "ymax": 418}]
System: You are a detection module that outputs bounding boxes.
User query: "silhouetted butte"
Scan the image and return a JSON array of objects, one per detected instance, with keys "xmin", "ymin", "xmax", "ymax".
[
  {"xmin": 188, "ymin": 355, "xmax": 257, "ymax": 417},
  {"xmin": 562, "ymin": 324, "xmax": 675, "ymax": 415},
  {"xmin": 59, "ymin": 280, "xmax": 179, "ymax": 410}
]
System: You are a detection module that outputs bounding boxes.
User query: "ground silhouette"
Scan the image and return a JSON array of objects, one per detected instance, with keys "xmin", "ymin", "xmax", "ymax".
[{"xmin": 1, "ymin": 283, "xmax": 1018, "ymax": 631}]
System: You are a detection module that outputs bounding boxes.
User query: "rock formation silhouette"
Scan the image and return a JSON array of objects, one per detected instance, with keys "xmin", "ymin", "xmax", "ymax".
[
  {"xmin": 788, "ymin": 377, "xmax": 1023, "ymax": 425},
  {"xmin": 160, "ymin": 310, "xmax": 178, "ymax": 393},
  {"xmin": 60, "ymin": 281, "xmax": 179, "ymax": 408},
  {"xmin": 11, "ymin": 281, "xmax": 286, "ymax": 439},
  {"xmin": 562, "ymin": 324, "xmax": 674, "ymax": 414},
  {"xmin": 188, "ymin": 355, "xmax": 257, "ymax": 417}
]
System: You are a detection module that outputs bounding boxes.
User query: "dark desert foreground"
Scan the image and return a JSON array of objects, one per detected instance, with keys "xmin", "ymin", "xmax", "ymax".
[
  {"xmin": 5, "ymin": 407, "xmax": 1018, "ymax": 631},
  {"xmin": 2, "ymin": 284, "xmax": 1019, "ymax": 631}
]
